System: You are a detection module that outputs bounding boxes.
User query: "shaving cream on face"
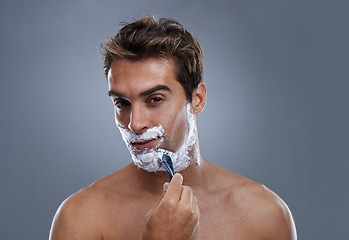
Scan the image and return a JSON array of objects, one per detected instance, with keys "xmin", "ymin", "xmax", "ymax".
[
  {"xmin": 167, "ymin": 103, "xmax": 200, "ymax": 172},
  {"xmin": 118, "ymin": 125, "xmax": 165, "ymax": 172},
  {"xmin": 117, "ymin": 103, "xmax": 199, "ymax": 173}
]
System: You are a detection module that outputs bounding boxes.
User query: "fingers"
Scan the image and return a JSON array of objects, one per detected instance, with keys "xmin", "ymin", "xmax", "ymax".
[
  {"xmin": 180, "ymin": 186, "xmax": 193, "ymax": 208},
  {"xmin": 180, "ymin": 186, "xmax": 199, "ymax": 219},
  {"xmin": 163, "ymin": 173, "xmax": 183, "ymax": 202}
]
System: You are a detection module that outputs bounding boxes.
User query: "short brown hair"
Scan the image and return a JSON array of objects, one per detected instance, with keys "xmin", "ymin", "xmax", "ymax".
[{"xmin": 100, "ymin": 16, "xmax": 204, "ymax": 102}]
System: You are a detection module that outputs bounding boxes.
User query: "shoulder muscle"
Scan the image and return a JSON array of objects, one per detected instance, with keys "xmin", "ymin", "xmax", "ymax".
[
  {"xmin": 247, "ymin": 184, "xmax": 297, "ymax": 240},
  {"xmin": 49, "ymin": 188, "xmax": 102, "ymax": 240}
]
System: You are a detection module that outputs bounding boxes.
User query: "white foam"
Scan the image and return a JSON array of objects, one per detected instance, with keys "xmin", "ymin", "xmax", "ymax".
[{"xmin": 117, "ymin": 103, "xmax": 199, "ymax": 173}]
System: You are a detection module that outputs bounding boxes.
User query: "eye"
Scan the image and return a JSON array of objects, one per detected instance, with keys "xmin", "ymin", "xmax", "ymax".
[
  {"xmin": 149, "ymin": 97, "xmax": 163, "ymax": 104},
  {"xmin": 114, "ymin": 99, "xmax": 130, "ymax": 108}
]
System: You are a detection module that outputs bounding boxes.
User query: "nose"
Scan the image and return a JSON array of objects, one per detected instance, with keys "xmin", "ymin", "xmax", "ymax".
[{"xmin": 128, "ymin": 104, "xmax": 149, "ymax": 134}]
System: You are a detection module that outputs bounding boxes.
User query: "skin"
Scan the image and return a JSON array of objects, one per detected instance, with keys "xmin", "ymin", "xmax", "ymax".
[{"xmin": 50, "ymin": 58, "xmax": 297, "ymax": 240}]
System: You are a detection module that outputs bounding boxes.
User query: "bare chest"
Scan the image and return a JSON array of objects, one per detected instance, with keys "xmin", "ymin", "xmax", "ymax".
[{"xmin": 100, "ymin": 195, "xmax": 255, "ymax": 240}]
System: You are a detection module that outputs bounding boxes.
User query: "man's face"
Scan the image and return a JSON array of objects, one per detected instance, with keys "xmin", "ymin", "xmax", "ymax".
[{"xmin": 108, "ymin": 58, "xmax": 196, "ymax": 172}]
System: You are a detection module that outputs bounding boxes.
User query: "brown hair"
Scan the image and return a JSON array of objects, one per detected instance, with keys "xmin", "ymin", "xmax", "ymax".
[{"xmin": 100, "ymin": 16, "xmax": 204, "ymax": 102}]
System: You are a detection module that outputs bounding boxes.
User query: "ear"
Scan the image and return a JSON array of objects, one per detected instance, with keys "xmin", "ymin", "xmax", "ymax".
[{"xmin": 191, "ymin": 82, "xmax": 207, "ymax": 114}]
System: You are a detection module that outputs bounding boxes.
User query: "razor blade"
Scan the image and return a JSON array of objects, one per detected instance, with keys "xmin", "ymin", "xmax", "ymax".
[{"xmin": 158, "ymin": 149, "xmax": 175, "ymax": 181}]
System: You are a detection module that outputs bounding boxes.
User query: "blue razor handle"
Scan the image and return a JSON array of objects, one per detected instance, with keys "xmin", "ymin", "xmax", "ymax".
[{"xmin": 161, "ymin": 154, "xmax": 175, "ymax": 181}]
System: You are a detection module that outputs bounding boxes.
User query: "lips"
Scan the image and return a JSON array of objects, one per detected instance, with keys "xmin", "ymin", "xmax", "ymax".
[{"xmin": 131, "ymin": 137, "xmax": 161, "ymax": 150}]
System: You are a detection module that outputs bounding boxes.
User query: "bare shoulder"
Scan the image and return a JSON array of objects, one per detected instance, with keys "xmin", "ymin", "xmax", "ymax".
[
  {"xmin": 236, "ymin": 180, "xmax": 297, "ymax": 239},
  {"xmin": 50, "ymin": 164, "xmax": 134, "ymax": 240},
  {"xmin": 205, "ymin": 161, "xmax": 297, "ymax": 240},
  {"xmin": 49, "ymin": 184, "xmax": 104, "ymax": 239}
]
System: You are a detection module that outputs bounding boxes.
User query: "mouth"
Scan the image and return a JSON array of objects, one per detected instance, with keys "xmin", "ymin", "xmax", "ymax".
[{"xmin": 131, "ymin": 137, "xmax": 161, "ymax": 151}]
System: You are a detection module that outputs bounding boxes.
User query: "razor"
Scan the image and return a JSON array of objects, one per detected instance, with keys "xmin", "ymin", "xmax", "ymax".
[{"xmin": 158, "ymin": 149, "xmax": 175, "ymax": 181}]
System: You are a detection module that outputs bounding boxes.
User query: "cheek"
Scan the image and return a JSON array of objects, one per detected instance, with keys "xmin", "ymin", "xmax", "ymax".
[
  {"xmin": 165, "ymin": 106, "xmax": 188, "ymax": 149},
  {"xmin": 114, "ymin": 111, "xmax": 121, "ymax": 126},
  {"xmin": 114, "ymin": 111, "xmax": 128, "ymax": 128}
]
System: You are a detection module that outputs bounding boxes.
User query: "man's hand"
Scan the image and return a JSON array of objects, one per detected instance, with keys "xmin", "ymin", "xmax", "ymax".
[{"xmin": 143, "ymin": 173, "xmax": 199, "ymax": 240}]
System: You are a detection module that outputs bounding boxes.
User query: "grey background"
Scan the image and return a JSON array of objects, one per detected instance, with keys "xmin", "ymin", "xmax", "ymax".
[{"xmin": 1, "ymin": 0, "xmax": 348, "ymax": 239}]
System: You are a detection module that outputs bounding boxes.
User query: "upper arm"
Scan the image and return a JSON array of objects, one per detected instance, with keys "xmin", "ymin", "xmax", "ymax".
[{"xmin": 49, "ymin": 192, "xmax": 102, "ymax": 240}]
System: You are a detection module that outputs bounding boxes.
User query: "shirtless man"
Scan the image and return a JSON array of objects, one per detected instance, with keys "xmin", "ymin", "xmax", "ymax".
[{"xmin": 50, "ymin": 16, "xmax": 297, "ymax": 239}]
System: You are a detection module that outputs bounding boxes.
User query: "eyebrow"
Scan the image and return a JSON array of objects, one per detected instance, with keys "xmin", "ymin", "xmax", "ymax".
[
  {"xmin": 139, "ymin": 84, "xmax": 171, "ymax": 97},
  {"xmin": 108, "ymin": 84, "xmax": 172, "ymax": 98},
  {"xmin": 108, "ymin": 89, "xmax": 125, "ymax": 98}
]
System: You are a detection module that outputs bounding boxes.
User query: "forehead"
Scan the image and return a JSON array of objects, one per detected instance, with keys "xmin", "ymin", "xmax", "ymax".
[{"xmin": 107, "ymin": 58, "xmax": 179, "ymax": 93}]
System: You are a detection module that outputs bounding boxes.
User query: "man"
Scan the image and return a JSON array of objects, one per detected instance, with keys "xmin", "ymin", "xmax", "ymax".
[{"xmin": 50, "ymin": 16, "xmax": 297, "ymax": 239}]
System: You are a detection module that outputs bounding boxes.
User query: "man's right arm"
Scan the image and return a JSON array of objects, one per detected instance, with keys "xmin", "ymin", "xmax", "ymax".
[{"xmin": 143, "ymin": 173, "xmax": 200, "ymax": 240}]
